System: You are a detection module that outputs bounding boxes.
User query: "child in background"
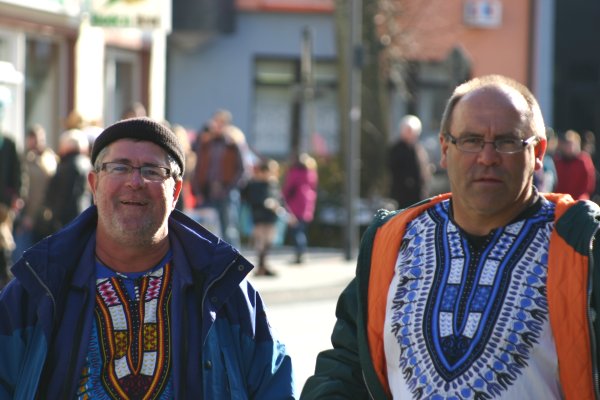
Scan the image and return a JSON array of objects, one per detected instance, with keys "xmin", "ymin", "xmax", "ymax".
[
  {"xmin": 242, "ymin": 159, "xmax": 285, "ymax": 276},
  {"xmin": 282, "ymin": 153, "xmax": 318, "ymax": 264}
]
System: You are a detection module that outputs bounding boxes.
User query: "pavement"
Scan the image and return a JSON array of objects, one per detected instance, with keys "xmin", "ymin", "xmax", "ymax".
[{"xmin": 241, "ymin": 246, "xmax": 358, "ymax": 305}]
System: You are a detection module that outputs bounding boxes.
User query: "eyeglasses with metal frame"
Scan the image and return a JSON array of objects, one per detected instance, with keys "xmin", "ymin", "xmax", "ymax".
[
  {"xmin": 99, "ymin": 162, "xmax": 172, "ymax": 181},
  {"xmin": 445, "ymin": 133, "xmax": 538, "ymax": 154}
]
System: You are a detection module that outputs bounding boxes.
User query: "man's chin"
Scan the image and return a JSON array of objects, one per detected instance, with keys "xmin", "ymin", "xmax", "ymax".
[{"xmin": 112, "ymin": 223, "xmax": 157, "ymax": 242}]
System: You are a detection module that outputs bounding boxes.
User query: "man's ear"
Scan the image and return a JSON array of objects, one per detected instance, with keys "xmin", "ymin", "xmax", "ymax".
[
  {"xmin": 88, "ymin": 171, "xmax": 97, "ymax": 204},
  {"xmin": 172, "ymin": 179, "xmax": 183, "ymax": 209},
  {"xmin": 439, "ymin": 133, "xmax": 449, "ymax": 169},
  {"xmin": 534, "ymin": 138, "xmax": 547, "ymax": 171}
]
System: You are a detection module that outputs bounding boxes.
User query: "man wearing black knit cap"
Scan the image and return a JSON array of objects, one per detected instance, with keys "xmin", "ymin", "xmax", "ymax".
[{"xmin": 0, "ymin": 117, "xmax": 295, "ymax": 398}]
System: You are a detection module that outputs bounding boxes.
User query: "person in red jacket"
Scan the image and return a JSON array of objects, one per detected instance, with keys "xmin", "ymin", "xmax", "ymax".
[{"xmin": 554, "ymin": 129, "xmax": 596, "ymax": 199}]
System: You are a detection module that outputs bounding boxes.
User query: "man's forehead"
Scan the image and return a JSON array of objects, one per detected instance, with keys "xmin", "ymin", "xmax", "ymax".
[
  {"xmin": 452, "ymin": 86, "xmax": 529, "ymax": 133},
  {"xmin": 460, "ymin": 84, "xmax": 528, "ymax": 110},
  {"xmin": 107, "ymin": 139, "xmax": 167, "ymax": 157}
]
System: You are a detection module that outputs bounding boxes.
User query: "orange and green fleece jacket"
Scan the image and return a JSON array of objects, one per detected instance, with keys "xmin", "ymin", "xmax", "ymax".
[{"xmin": 301, "ymin": 193, "xmax": 600, "ymax": 400}]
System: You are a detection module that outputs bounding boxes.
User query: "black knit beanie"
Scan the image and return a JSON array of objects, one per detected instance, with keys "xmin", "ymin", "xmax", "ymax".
[{"xmin": 91, "ymin": 117, "xmax": 185, "ymax": 176}]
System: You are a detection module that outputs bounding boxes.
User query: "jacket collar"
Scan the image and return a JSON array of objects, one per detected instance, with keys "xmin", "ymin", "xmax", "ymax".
[
  {"xmin": 12, "ymin": 206, "xmax": 253, "ymax": 300},
  {"xmin": 168, "ymin": 209, "xmax": 253, "ymax": 289}
]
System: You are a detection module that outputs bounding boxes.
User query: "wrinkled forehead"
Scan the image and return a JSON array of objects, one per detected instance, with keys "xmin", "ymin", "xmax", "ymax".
[
  {"xmin": 452, "ymin": 87, "xmax": 528, "ymax": 133},
  {"xmin": 105, "ymin": 138, "xmax": 170, "ymax": 162},
  {"xmin": 464, "ymin": 84, "xmax": 546, "ymax": 139}
]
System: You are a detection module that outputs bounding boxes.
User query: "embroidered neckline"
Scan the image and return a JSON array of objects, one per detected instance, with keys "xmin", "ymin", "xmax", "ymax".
[
  {"xmin": 83, "ymin": 262, "xmax": 173, "ymax": 398},
  {"xmin": 95, "ymin": 250, "xmax": 173, "ymax": 281}
]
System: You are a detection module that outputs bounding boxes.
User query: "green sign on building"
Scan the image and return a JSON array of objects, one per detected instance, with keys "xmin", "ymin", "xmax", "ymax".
[{"xmin": 90, "ymin": 0, "xmax": 164, "ymax": 29}]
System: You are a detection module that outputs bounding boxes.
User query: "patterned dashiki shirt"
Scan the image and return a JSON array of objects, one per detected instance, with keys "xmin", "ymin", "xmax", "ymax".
[
  {"xmin": 384, "ymin": 198, "xmax": 564, "ymax": 399},
  {"xmin": 77, "ymin": 253, "xmax": 174, "ymax": 399}
]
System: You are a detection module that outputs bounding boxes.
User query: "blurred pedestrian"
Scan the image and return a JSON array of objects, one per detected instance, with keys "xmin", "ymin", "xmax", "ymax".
[
  {"xmin": 554, "ymin": 129, "xmax": 596, "ymax": 200},
  {"xmin": 582, "ymin": 130, "xmax": 600, "ymax": 203},
  {"xmin": 227, "ymin": 124, "xmax": 258, "ymax": 182},
  {"xmin": 583, "ymin": 129, "xmax": 596, "ymax": 158},
  {"xmin": 34, "ymin": 129, "xmax": 91, "ymax": 240},
  {"xmin": 63, "ymin": 109, "xmax": 103, "ymax": 150},
  {"xmin": 0, "ymin": 99, "xmax": 22, "ymax": 288},
  {"xmin": 120, "ymin": 101, "xmax": 147, "ymax": 120},
  {"xmin": 243, "ymin": 159, "xmax": 285, "ymax": 276},
  {"xmin": 192, "ymin": 109, "xmax": 247, "ymax": 245},
  {"xmin": 171, "ymin": 123, "xmax": 196, "ymax": 211},
  {"xmin": 282, "ymin": 153, "xmax": 318, "ymax": 264},
  {"xmin": 0, "ymin": 130, "xmax": 21, "ymax": 288},
  {"xmin": 0, "ymin": 204, "xmax": 14, "ymax": 288},
  {"xmin": 13, "ymin": 124, "xmax": 58, "ymax": 261},
  {"xmin": 387, "ymin": 114, "xmax": 432, "ymax": 209},
  {"xmin": 63, "ymin": 109, "xmax": 85, "ymax": 130}
]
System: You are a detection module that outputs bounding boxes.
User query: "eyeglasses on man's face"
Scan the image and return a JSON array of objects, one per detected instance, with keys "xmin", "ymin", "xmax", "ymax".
[
  {"xmin": 98, "ymin": 162, "xmax": 171, "ymax": 182},
  {"xmin": 445, "ymin": 133, "xmax": 538, "ymax": 154}
]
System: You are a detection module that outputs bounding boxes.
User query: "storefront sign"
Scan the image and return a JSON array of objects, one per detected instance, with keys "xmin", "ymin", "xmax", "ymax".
[{"xmin": 90, "ymin": 0, "xmax": 165, "ymax": 30}]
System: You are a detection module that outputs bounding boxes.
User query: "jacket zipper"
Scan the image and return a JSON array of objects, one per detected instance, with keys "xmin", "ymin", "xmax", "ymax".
[
  {"xmin": 589, "ymin": 227, "xmax": 600, "ymax": 399},
  {"xmin": 24, "ymin": 260, "xmax": 56, "ymax": 399},
  {"xmin": 24, "ymin": 260, "xmax": 57, "ymax": 321},
  {"xmin": 181, "ymin": 285, "xmax": 190, "ymax": 399},
  {"xmin": 25, "ymin": 259, "xmax": 88, "ymax": 397},
  {"xmin": 60, "ymin": 286, "xmax": 88, "ymax": 398},
  {"xmin": 363, "ymin": 370, "xmax": 377, "ymax": 399},
  {"xmin": 196, "ymin": 256, "xmax": 240, "ymax": 398},
  {"xmin": 200, "ymin": 255, "xmax": 240, "ymax": 344}
]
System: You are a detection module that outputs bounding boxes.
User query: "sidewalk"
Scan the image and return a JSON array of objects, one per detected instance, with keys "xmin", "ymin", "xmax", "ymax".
[{"xmin": 242, "ymin": 246, "xmax": 358, "ymax": 305}]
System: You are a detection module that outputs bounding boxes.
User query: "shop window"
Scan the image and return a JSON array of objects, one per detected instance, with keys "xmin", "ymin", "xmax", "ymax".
[
  {"xmin": 104, "ymin": 48, "xmax": 142, "ymax": 125},
  {"xmin": 252, "ymin": 57, "xmax": 338, "ymax": 158},
  {"xmin": 25, "ymin": 38, "xmax": 61, "ymax": 141}
]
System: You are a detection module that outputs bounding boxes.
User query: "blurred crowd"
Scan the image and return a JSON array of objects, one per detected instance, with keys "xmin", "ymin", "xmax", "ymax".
[
  {"xmin": 0, "ymin": 105, "xmax": 319, "ymax": 286},
  {"xmin": 3, "ymin": 106, "xmax": 598, "ymax": 287}
]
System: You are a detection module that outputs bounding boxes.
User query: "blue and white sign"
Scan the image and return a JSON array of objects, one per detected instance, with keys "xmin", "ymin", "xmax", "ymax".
[{"xmin": 463, "ymin": 0, "xmax": 502, "ymax": 29}]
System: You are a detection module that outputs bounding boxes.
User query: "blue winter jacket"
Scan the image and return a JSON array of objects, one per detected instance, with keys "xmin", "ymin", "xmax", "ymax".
[{"xmin": 0, "ymin": 206, "xmax": 295, "ymax": 399}]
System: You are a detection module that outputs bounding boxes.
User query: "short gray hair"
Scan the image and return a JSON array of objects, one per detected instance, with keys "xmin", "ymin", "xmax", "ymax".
[{"xmin": 440, "ymin": 75, "xmax": 546, "ymax": 141}]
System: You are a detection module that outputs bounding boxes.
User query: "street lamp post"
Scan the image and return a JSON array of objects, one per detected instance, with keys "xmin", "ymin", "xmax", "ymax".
[
  {"xmin": 344, "ymin": 0, "xmax": 362, "ymax": 260},
  {"xmin": 301, "ymin": 26, "xmax": 316, "ymax": 155}
]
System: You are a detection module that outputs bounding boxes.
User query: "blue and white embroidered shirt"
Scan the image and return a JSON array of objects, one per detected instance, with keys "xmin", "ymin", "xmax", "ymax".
[{"xmin": 384, "ymin": 199, "xmax": 563, "ymax": 399}]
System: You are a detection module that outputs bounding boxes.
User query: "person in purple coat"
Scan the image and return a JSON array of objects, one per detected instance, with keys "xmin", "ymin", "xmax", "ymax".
[{"xmin": 283, "ymin": 153, "xmax": 318, "ymax": 264}]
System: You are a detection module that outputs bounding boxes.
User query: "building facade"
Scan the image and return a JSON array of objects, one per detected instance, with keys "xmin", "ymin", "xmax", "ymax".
[
  {"xmin": 387, "ymin": 0, "xmax": 545, "ymax": 159},
  {"xmin": 167, "ymin": 0, "xmax": 336, "ymax": 159},
  {"xmin": 166, "ymin": 0, "xmax": 557, "ymax": 162},
  {"xmin": 0, "ymin": 0, "xmax": 169, "ymax": 150}
]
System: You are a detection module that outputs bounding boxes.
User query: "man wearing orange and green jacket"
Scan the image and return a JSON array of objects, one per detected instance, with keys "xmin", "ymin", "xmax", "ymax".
[{"xmin": 302, "ymin": 75, "xmax": 600, "ymax": 399}]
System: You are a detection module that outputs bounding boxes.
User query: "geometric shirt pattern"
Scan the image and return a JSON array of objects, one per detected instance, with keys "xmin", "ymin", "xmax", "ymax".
[
  {"xmin": 385, "ymin": 199, "xmax": 559, "ymax": 399},
  {"xmin": 77, "ymin": 261, "xmax": 173, "ymax": 399}
]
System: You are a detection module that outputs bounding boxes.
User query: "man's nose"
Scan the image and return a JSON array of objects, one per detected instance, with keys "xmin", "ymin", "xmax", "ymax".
[
  {"xmin": 127, "ymin": 168, "xmax": 145, "ymax": 186},
  {"xmin": 477, "ymin": 142, "xmax": 501, "ymax": 164}
]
